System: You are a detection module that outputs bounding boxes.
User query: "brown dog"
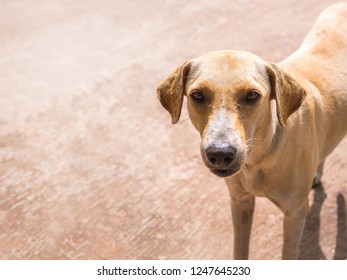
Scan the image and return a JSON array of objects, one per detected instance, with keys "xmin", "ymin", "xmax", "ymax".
[{"xmin": 157, "ymin": 3, "xmax": 347, "ymax": 259}]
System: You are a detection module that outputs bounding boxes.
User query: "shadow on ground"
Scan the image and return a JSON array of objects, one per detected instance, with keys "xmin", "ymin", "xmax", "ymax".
[{"xmin": 298, "ymin": 184, "xmax": 347, "ymax": 259}]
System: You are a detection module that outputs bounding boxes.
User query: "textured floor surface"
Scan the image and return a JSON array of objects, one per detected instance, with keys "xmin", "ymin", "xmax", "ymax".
[{"xmin": 0, "ymin": 0, "xmax": 346, "ymax": 259}]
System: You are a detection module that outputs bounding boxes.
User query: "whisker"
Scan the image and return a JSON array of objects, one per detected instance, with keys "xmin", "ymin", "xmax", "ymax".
[{"xmin": 245, "ymin": 137, "xmax": 263, "ymax": 145}]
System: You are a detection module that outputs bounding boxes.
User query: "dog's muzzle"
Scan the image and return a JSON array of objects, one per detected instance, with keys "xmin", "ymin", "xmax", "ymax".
[{"xmin": 203, "ymin": 142, "xmax": 241, "ymax": 177}]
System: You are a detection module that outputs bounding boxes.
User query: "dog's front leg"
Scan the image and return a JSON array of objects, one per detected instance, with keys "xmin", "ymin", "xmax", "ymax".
[
  {"xmin": 282, "ymin": 202, "xmax": 309, "ymax": 259},
  {"xmin": 230, "ymin": 194, "xmax": 255, "ymax": 260}
]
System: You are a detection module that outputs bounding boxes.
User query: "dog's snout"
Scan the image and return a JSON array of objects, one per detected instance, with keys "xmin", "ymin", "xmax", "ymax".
[{"xmin": 205, "ymin": 143, "xmax": 237, "ymax": 167}]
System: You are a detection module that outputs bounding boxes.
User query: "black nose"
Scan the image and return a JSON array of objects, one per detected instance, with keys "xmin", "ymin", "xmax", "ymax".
[{"xmin": 205, "ymin": 143, "xmax": 237, "ymax": 168}]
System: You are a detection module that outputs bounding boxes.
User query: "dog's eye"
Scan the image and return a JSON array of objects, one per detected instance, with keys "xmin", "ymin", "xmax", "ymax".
[
  {"xmin": 245, "ymin": 91, "xmax": 260, "ymax": 103},
  {"xmin": 191, "ymin": 90, "xmax": 204, "ymax": 103}
]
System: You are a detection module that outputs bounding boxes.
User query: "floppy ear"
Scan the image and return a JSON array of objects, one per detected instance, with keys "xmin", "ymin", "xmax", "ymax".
[
  {"xmin": 157, "ymin": 61, "xmax": 191, "ymax": 124},
  {"xmin": 266, "ymin": 63, "xmax": 307, "ymax": 127}
]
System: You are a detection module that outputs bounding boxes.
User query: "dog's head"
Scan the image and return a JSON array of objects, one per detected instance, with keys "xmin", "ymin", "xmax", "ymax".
[{"xmin": 157, "ymin": 50, "xmax": 306, "ymax": 177}]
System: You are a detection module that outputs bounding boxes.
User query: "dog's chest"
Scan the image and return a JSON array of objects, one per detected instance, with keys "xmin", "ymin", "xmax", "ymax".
[{"xmin": 237, "ymin": 167, "xmax": 271, "ymax": 197}]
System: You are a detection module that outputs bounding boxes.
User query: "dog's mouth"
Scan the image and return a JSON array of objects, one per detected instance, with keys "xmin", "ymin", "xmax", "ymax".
[{"xmin": 210, "ymin": 167, "xmax": 240, "ymax": 178}]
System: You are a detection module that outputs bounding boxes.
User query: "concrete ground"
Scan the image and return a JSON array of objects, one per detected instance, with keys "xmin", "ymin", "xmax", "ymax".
[{"xmin": 0, "ymin": 0, "xmax": 346, "ymax": 259}]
